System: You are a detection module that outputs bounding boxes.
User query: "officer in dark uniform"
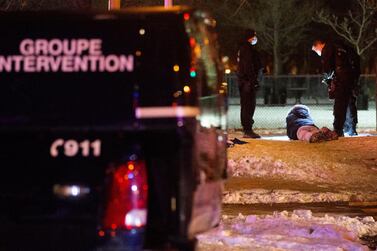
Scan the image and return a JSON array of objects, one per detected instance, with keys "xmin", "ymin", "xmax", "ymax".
[
  {"xmin": 237, "ymin": 28, "xmax": 263, "ymax": 138},
  {"xmin": 312, "ymin": 39, "xmax": 360, "ymax": 136}
]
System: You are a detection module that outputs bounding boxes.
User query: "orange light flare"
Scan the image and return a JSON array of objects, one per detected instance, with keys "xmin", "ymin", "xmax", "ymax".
[
  {"xmin": 173, "ymin": 64, "xmax": 180, "ymax": 72},
  {"xmin": 183, "ymin": 85, "xmax": 191, "ymax": 93},
  {"xmin": 128, "ymin": 163, "xmax": 135, "ymax": 171}
]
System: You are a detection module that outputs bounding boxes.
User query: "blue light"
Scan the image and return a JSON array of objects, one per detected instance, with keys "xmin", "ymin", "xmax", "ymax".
[
  {"xmin": 128, "ymin": 173, "xmax": 134, "ymax": 179},
  {"xmin": 133, "ymin": 92, "xmax": 139, "ymax": 98}
]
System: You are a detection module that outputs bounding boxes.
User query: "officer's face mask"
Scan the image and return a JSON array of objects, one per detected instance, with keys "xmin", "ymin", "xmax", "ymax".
[{"xmin": 250, "ymin": 37, "xmax": 258, "ymax": 45}]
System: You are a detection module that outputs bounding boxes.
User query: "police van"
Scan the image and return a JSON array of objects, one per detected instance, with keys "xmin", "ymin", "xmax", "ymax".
[{"xmin": 0, "ymin": 6, "xmax": 227, "ymax": 251}]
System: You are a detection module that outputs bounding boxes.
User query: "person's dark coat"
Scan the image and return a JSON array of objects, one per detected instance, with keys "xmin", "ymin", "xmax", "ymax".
[
  {"xmin": 321, "ymin": 41, "xmax": 360, "ymax": 135},
  {"xmin": 321, "ymin": 42, "xmax": 360, "ymax": 87},
  {"xmin": 237, "ymin": 41, "xmax": 262, "ymax": 85},
  {"xmin": 286, "ymin": 105, "xmax": 317, "ymax": 140}
]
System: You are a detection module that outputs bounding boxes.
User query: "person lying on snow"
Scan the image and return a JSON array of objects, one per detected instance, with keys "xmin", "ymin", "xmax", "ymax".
[{"xmin": 286, "ymin": 104, "xmax": 338, "ymax": 143}]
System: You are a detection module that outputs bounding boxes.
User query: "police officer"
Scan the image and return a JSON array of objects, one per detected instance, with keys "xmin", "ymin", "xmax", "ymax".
[
  {"xmin": 312, "ymin": 39, "xmax": 360, "ymax": 137},
  {"xmin": 237, "ymin": 28, "xmax": 263, "ymax": 138}
]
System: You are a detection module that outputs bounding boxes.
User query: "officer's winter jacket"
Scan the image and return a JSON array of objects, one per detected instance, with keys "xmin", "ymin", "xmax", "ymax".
[
  {"xmin": 237, "ymin": 41, "xmax": 262, "ymax": 84},
  {"xmin": 321, "ymin": 42, "xmax": 360, "ymax": 85}
]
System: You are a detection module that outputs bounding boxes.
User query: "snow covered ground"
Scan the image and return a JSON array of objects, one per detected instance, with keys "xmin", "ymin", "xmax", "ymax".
[
  {"xmin": 198, "ymin": 210, "xmax": 377, "ymax": 251},
  {"xmin": 197, "ymin": 133, "xmax": 377, "ymax": 250},
  {"xmin": 225, "ymin": 134, "xmax": 377, "ymax": 202}
]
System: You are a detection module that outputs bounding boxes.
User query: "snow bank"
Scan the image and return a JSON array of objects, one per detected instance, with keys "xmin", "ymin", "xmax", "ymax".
[
  {"xmin": 228, "ymin": 156, "xmax": 334, "ymax": 184},
  {"xmin": 227, "ymin": 152, "xmax": 377, "ymax": 192},
  {"xmin": 198, "ymin": 210, "xmax": 377, "ymax": 251}
]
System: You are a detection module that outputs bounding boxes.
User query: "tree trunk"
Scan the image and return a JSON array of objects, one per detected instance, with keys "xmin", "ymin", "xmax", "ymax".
[
  {"xmin": 273, "ymin": 39, "xmax": 280, "ymax": 77},
  {"xmin": 272, "ymin": 20, "xmax": 280, "ymax": 104}
]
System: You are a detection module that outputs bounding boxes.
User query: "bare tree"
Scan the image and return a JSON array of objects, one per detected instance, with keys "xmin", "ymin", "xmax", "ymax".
[
  {"xmin": 122, "ymin": 0, "xmax": 198, "ymax": 7},
  {"xmin": 256, "ymin": 0, "xmax": 318, "ymax": 76},
  {"xmin": 0, "ymin": 0, "xmax": 28, "ymax": 10},
  {"xmin": 197, "ymin": 0, "xmax": 318, "ymax": 76},
  {"xmin": 0, "ymin": 0, "xmax": 91, "ymax": 10},
  {"xmin": 316, "ymin": 0, "xmax": 377, "ymax": 56}
]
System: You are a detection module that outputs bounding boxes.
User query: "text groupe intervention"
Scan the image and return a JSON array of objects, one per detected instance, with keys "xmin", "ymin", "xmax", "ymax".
[{"xmin": 0, "ymin": 38, "xmax": 134, "ymax": 73}]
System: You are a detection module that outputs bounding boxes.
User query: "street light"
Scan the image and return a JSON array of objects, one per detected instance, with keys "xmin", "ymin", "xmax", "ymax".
[
  {"xmin": 164, "ymin": 0, "xmax": 173, "ymax": 8},
  {"xmin": 108, "ymin": 0, "xmax": 120, "ymax": 10}
]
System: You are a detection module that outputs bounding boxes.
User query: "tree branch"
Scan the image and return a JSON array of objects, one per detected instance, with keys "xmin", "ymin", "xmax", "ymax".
[
  {"xmin": 231, "ymin": 0, "xmax": 249, "ymax": 17},
  {"xmin": 315, "ymin": 0, "xmax": 377, "ymax": 56}
]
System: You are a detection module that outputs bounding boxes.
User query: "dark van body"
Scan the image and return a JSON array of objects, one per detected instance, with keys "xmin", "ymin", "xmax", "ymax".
[{"xmin": 0, "ymin": 7, "xmax": 227, "ymax": 251}]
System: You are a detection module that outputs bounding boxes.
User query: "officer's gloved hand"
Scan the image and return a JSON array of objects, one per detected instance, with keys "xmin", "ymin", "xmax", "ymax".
[
  {"xmin": 321, "ymin": 78, "xmax": 330, "ymax": 86},
  {"xmin": 322, "ymin": 71, "xmax": 334, "ymax": 86}
]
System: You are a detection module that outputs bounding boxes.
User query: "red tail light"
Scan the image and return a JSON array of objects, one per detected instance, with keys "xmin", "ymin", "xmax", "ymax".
[{"xmin": 103, "ymin": 159, "xmax": 148, "ymax": 230}]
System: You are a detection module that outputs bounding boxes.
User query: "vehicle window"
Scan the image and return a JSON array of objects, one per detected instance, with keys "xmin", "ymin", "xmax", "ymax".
[{"xmin": 187, "ymin": 11, "xmax": 225, "ymax": 128}]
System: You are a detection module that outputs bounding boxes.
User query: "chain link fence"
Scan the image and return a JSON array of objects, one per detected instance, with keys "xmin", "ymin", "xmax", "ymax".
[{"xmin": 225, "ymin": 74, "xmax": 377, "ymax": 130}]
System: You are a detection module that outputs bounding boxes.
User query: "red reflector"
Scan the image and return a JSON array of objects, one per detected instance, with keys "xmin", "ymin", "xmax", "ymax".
[
  {"xmin": 189, "ymin": 37, "xmax": 196, "ymax": 47},
  {"xmin": 98, "ymin": 230, "xmax": 105, "ymax": 237},
  {"xmin": 103, "ymin": 159, "xmax": 148, "ymax": 230},
  {"xmin": 183, "ymin": 13, "xmax": 190, "ymax": 21}
]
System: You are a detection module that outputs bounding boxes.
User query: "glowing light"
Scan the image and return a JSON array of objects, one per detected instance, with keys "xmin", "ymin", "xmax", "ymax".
[
  {"xmin": 173, "ymin": 90, "xmax": 182, "ymax": 98},
  {"xmin": 225, "ymin": 69, "xmax": 231, "ymax": 74},
  {"xmin": 135, "ymin": 50, "xmax": 142, "ymax": 56},
  {"xmin": 139, "ymin": 29, "xmax": 145, "ymax": 35},
  {"xmin": 171, "ymin": 197, "xmax": 176, "ymax": 211},
  {"xmin": 53, "ymin": 184, "xmax": 90, "ymax": 198},
  {"xmin": 125, "ymin": 209, "xmax": 147, "ymax": 228},
  {"xmin": 173, "ymin": 65, "xmax": 180, "ymax": 72},
  {"xmin": 183, "ymin": 85, "xmax": 191, "ymax": 93},
  {"xmin": 128, "ymin": 163, "xmax": 134, "ymax": 170},
  {"xmin": 98, "ymin": 230, "xmax": 105, "ymax": 237},
  {"xmin": 204, "ymin": 18, "xmax": 216, "ymax": 27},
  {"xmin": 71, "ymin": 186, "xmax": 79, "ymax": 196},
  {"xmin": 183, "ymin": 13, "xmax": 190, "ymax": 21},
  {"xmin": 189, "ymin": 37, "xmax": 196, "ymax": 47},
  {"xmin": 190, "ymin": 69, "xmax": 196, "ymax": 78},
  {"xmin": 222, "ymin": 82, "xmax": 228, "ymax": 86},
  {"xmin": 194, "ymin": 45, "xmax": 201, "ymax": 57},
  {"xmin": 111, "ymin": 223, "xmax": 117, "ymax": 230},
  {"xmin": 131, "ymin": 185, "xmax": 138, "ymax": 192},
  {"xmin": 222, "ymin": 56, "xmax": 229, "ymax": 63}
]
